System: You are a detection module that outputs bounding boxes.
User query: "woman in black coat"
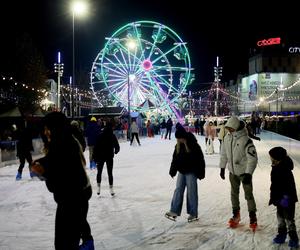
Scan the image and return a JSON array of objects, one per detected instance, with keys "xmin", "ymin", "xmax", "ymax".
[
  {"xmin": 31, "ymin": 112, "xmax": 94, "ymax": 250},
  {"xmin": 165, "ymin": 126, "xmax": 205, "ymax": 222},
  {"xmin": 93, "ymin": 122, "xmax": 120, "ymax": 196}
]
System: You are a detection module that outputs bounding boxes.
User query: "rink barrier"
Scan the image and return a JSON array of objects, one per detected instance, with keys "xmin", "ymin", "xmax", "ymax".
[
  {"xmin": 0, "ymin": 138, "xmax": 44, "ymax": 168},
  {"xmin": 262, "ymin": 130, "xmax": 300, "ymax": 165}
]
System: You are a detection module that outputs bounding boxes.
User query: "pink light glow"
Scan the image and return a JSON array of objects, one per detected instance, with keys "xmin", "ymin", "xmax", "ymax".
[{"xmin": 142, "ymin": 60, "xmax": 152, "ymax": 71}]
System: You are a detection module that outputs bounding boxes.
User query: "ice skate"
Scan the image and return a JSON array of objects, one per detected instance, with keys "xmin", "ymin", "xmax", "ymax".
[
  {"xmin": 187, "ymin": 215, "xmax": 198, "ymax": 222},
  {"xmin": 97, "ymin": 183, "xmax": 101, "ymax": 195},
  {"xmin": 79, "ymin": 239, "xmax": 95, "ymax": 250},
  {"xmin": 249, "ymin": 211, "xmax": 257, "ymax": 232},
  {"xmin": 288, "ymin": 239, "xmax": 299, "ymax": 249},
  {"xmin": 165, "ymin": 211, "xmax": 177, "ymax": 221},
  {"xmin": 288, "ymin": 231, "xmax": 299, "ymax": 249},
  {"xmin": 109, "ymin": 185, "xmax": 115, "ymax": 196},
  {"xmin": 273, "ymin": 233, "xmax": 287, "ymax": 244},
  {"xmin": 228, "ymin": 210, "xmax": 240, "ymax": 228},
  {"xmin": 16, "ymin": 172, "xmax": 22, "ymax": 181}
]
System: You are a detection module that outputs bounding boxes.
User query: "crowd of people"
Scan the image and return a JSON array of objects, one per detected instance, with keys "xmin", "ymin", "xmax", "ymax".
[{"xmin": 9, "ymin": 111, "xmax": 298, "ymax": 249}]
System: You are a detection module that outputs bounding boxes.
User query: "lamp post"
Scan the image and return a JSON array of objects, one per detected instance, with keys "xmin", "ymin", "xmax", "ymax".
[
  {"xmin": 275, "ymin": 87, "xmax": 278, "ymax": 132},
  {"xmin": 214, "ymin": 56, "xmax": 223, "ymax": 117},
  {"xmin": 71, "ymin": 1, "xmax": 88, "ymax": 118},
  {"xmin": 126, "ymin": 39, "xmax": 137, "ymax": 140},
  {"xmin": 54, "ymin": 52, "xmax": 64, "ymax": 111}
]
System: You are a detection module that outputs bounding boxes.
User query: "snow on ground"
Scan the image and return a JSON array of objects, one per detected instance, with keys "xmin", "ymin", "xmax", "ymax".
[{"xmin": 0, "ymin": 131, "xmax": 300, "ymax": 250}]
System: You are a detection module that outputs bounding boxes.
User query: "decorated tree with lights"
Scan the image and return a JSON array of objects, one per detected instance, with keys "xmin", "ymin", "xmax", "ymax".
[{"xmin": 206, "ymin": 57, "xmax": 229, "ymax": 116}]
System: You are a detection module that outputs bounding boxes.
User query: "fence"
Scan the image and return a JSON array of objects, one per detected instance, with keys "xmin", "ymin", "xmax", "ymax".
[
  {"xmin": 261, "ymin": 130, "xmax": 300, "ymax": 164},
  {"xmin": 0, "ymin": 138, "xmax": 44, "ymax": 168}
]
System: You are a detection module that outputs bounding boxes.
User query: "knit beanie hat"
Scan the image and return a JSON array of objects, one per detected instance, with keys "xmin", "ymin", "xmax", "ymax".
[
  {"xmin": 225, "ymin": 116, "xmax": 240, "ymax": 130},
  {"xmin": 269, "ymin": 146, "xmax": 287, "ymax": 161},
  {"xmin": 175, "ymin": 126, "xmax": 188, "ymax": 139}
]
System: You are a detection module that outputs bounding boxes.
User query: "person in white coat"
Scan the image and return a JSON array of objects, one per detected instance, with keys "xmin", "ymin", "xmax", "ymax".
[
  {"xmin": 219, "ymin": 116, "xmax": 258, "ymax": 231},
  {"xmin": 130, "ymin": 119, "xmax": 141, "ymax": 146}
]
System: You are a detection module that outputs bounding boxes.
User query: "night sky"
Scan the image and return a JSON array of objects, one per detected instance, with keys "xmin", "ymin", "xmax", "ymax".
[{"xmin": 1, "ymin": 0, "xmax": 300, "ymax": 90}]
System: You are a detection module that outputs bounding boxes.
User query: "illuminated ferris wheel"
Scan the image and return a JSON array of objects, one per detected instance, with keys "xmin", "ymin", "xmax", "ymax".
[{"xmin": 90, "ymin": 20, "xmax": 193, "ymax": 113}]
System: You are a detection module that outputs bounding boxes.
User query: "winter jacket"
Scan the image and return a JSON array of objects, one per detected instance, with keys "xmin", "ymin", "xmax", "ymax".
[
  {"xmin": 217, "ymin": 124, "xmax": 226, "ymax": 141},
  {"xmin": 130, "ymin": 122, "xmax": 139, "ymax": 133},
  {"xmin": 16, "ymin": 127, "xmax": 34, "ymax": 157},
  {"xmin": 37, "ymin": 135, "xmax": 91, "ymax": 203},
  {"xmin": 205, "ymin": 124, "xmax": 216, "ymax": 140},
  {"xmin": 166, "ymin": 118, "xmax": 173, "ymax": 129},
  {"xmin": 269, "ymin": 156, "xmax": 298, "ymax": 206},
  {"xmin": 219, "ymin": 122, "xmax": 258, "ymax": 176},
  {"xmin": 169, "ymin": 132, "xmax": 205, "ymax": 179},
  {"xmin": 93, "ymin": 127, "xmax": 120, "ymax": 162},
  {"xmin": 85, "ymin": 121, "xmax": 101, "ymax": 146}
]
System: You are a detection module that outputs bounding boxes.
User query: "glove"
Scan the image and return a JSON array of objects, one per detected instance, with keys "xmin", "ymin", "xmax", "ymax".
[
  {"xmin": 198, "ymin": 172, "xmax": 205, "ymax": 180},
  {"xmin": 169, "ymin": 170, "xmax": 176, "ymax": 179},
  {"xmin": 241, "ymin": 173, "xmax": 252, "ymax": 184},
  {"xmin": 220, "ymin": 168, "xmax": 225, "ymax": 180},
  {"xmin": 280, "ymin": 195, "xmax": 289, "ymax": 208},
  {"xmin": 115, "ymin": 149, "xmax": 119, "ymax": 154}
]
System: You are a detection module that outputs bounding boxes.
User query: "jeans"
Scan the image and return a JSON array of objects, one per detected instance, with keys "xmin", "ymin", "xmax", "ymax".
[{"xmin": 170, "ymin": 173, "xmax": 198, "ymax": 217}]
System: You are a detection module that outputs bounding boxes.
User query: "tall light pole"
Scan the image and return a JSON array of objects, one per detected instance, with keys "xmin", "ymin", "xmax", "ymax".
[
  {"xmin": 214, "ymin": 56, "xmax": 222, "ymax": 117},
  {"xmin": 71, "ymin": 1, "xmax": 88, "ymax": 118},
  {"xmin": 275, "ymin": 86, "xmax": 279, "ymax": 133},
  {"xmin": 126, "ymin": 39, "xmax": 137, "ymax": 140},
  {"xmin": 54, "ymin": 52, "xmax": 64, "ymax": 111}
]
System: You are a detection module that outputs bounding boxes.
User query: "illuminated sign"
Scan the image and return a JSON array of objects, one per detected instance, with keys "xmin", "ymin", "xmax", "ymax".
[
  {"xmin": 289, "ymin": 47, "xmax": 300, "ymax": 53},
  {"xmin": 257, "ymin": 37, "xmax": 281, "ymax": 47}
]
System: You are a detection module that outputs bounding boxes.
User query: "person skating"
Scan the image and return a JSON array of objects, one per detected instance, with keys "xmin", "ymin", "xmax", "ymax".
[
  {"xmin": 268, "ymin": 147, "xmax": 299, "ymax": 248},
  {"xmin": 93, "ymin": 122, "xmax": 120, "ymax": 196},
  {"xmin": 15, "ymin": 123, "xmax": 34, "ymax": 180},
  {"xmin": 165, "ymin": 126, "xmax": 205, "ymax": 222},
  {"xmin": 219, "ymin": 116, "xmax": 258, "ymax": 231},
  {"xmin": 31, "ymin": 112, "xmax": 94, "ymax": 250},
  {"xmin": 85, "ymin": 116, "xmax": 101, "ymax": 169},
  {"xmin": 130, "ymin": 119, "xmax": 141, "ymax": 146},
  {"xmin": 165, "ymin": 117, "xmax": 173, "ymax": 140}
]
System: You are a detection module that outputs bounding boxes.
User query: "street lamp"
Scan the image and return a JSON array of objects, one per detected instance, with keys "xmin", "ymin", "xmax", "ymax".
[
  {"xmin": 126, "ymin": 39, "xmax": 137, "ymax": 139},
  {"xmin": 54, "ymin": 52, "xmax": 64, "ymax": 111},
  {"xmin": 214, "ymin": 56, "xmax": 223, "ymax": 116},
  {"xmin": 71, "ymin": 1, "xmax": 88, "ymax": 118}
]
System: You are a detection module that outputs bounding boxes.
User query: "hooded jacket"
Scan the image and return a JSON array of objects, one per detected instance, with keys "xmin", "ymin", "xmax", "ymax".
[
  {"xmin": 219, "ymin": 121, "xmax": 258, "ymax": 176},
  {"xmin": 269, "ymin": 155, "xmax": 298, "ymax": 206}
]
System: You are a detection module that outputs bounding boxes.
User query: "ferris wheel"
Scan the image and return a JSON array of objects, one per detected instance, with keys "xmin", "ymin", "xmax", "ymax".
[{"xmin": 90, "ymin": 20, "xmax": 193, "ymax": 113}]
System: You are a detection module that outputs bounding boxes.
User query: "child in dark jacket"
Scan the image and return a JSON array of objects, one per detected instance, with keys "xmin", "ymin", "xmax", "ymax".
[
  {"xmin": 269, "ymin": 146, "xmax": 299, "ymax": 248},
  {"xmin": 165, "ymin": 126, "xmax": 205, "ymax": 222}
]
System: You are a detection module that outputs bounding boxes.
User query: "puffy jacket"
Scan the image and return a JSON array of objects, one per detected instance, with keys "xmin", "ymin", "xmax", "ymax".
[{"xmin": 219, "ymin": 125, "xmax": 257, "ymax": 176}]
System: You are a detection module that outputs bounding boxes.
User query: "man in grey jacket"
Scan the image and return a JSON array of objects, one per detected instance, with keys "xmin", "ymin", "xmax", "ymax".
[{"xmin": 219, "ymin": 116, "xmax": 258, "ymax": 231}]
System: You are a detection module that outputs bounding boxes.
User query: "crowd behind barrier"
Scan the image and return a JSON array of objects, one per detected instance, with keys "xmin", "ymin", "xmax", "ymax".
[
  {"xmin": 2, "ymin": 129, "xmax": 300, "ymax": 167},
  {"xmin": 0, "ymin": 138, "xmax": 44, "ymax": 168}
]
